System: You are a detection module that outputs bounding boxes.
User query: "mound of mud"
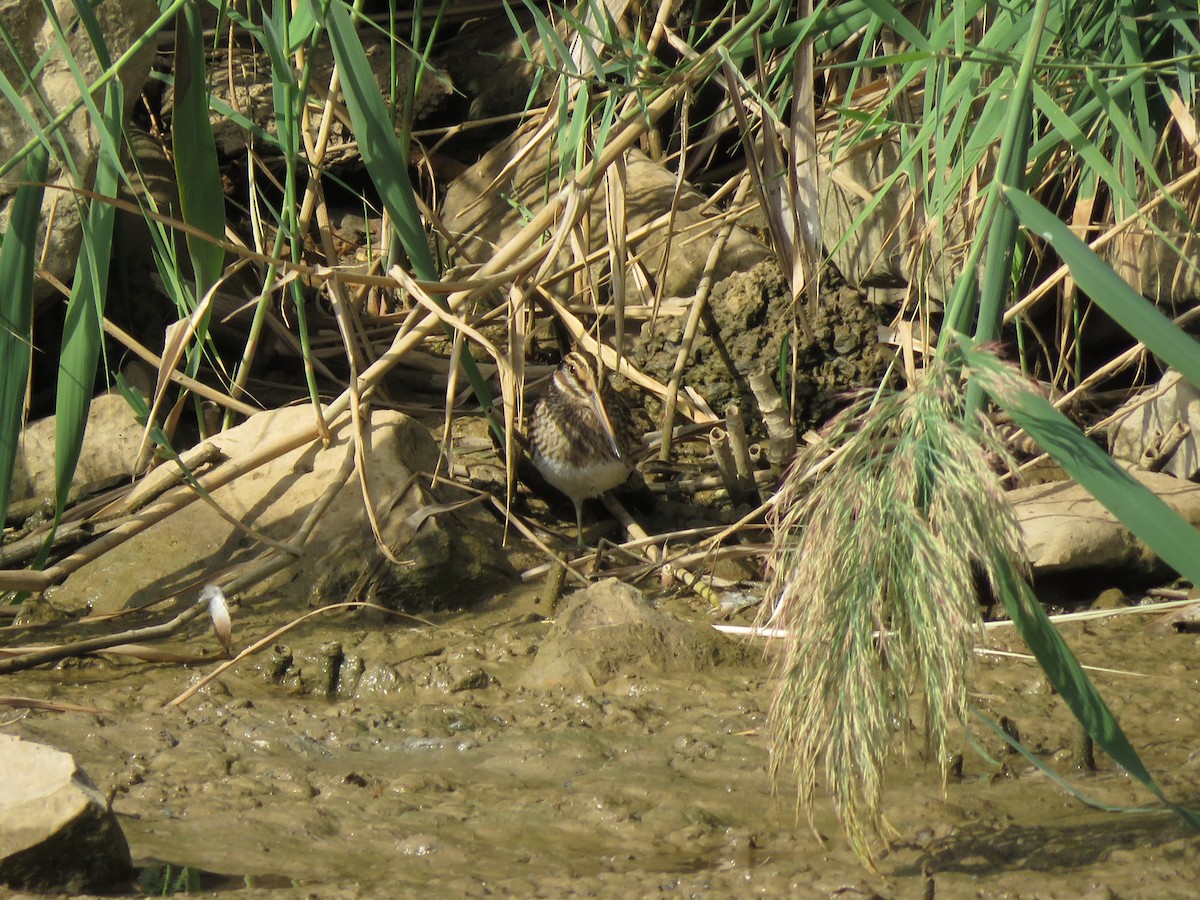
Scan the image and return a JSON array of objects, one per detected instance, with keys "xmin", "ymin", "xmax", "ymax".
[
  {"xmin": 521, "ymin": 579, "xmax": 751, "ymax": 691},
  {"xmin": 633, "ymin": 262, "xmax": 895, "ymax": 430}
]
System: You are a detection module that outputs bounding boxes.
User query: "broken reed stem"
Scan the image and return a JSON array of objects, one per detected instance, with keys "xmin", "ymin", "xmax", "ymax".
[
  {"xmin": 724, "ymin": 404, "xmax": 760, "ymax": 503},
  {"xmin": 749, "ymin": 365, "xmax": 795, "ymax": 469},
  {"xmin": 600, "ymin": 494, "xmax": 722, "ymax": 608},
  {"xmin": 0, "ymin": 593, "xmax": 213, "ymax": 675},
  {"xmin": 164, "ymin": 601, "xmax": 375, "ymax": 708},
  {"xmin": 1072, "ymin": 720, "xmax": 1097, "ymax": 771},
  {"xmin": 645, "ymin": 468, "xmax": 777, "ymax": 493},
  {"xmin": 659, "ymin": 175, "xmax": 753, "ymax": 460},
  {"xmin": 0, "ymin": 521, "xmax": 91, "ymax": 570},
  {"xmin": 101, "ymin": 316, "xmax": 260, "ymax": 418},
  {"xmin": 708, "ymin": 427, "xmax": 746, "ymax": 504},
  {"xmin": 423, "ymin": 474, "xmax": 593, "ymax": 587},
  {"xmin": 518, "ymin": 523, "xmax": 747, "ymax": 580},
  {"xmin": 1139, "ymin": 420, "xmax": 1189, "ymax": 472},
  {"xmin": 0, "ymin": 468, "xmax": 173, "ymax": 569},
  {"xmin": 539, "ymin": 561, "xmax": 569, "ymax": 611},
  {"xmin": 748, "ymin": 443, "xmax": 765, "ymax": 468}
]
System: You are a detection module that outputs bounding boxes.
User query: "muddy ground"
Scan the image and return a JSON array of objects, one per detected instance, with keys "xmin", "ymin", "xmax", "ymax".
[{"xmin": 4, "ymin": 579, "xmax": 1200, "ymax": 898}]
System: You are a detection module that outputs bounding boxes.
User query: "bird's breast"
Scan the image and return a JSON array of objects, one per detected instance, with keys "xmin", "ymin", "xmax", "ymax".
[{"xmin": 532, "ymin": 452, "xmax": 633, "ymax": 502}]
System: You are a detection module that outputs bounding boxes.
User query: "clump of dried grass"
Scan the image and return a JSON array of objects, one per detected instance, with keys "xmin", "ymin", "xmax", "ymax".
[{"xmin": 763, "ymin": 360, "xmax": 1028, "ymax": 864}]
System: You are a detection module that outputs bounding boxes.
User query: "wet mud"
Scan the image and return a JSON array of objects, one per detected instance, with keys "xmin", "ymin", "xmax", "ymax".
[{"xmin": 4, "ymin": 584, "xmax": 1200, "ymax": 898}]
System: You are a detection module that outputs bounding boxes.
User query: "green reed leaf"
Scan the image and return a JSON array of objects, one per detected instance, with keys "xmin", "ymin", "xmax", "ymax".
[
  {"xmin": 963, "ymin": 343, "xmax": 1200, "ymax": 826},
  {"xmin": 325, "ymin": 0, "xmax": 498, "ymax": 431},
  {"xmin": 0, "ymin": 145, "xmax": 49, "ymax": 526},
  {"xmin": 991, "ymin": 553, "xmax": 1200, "ymax": 826},
  {"xmin": 172, "ymin": 1, "xmax": 226, "ymax": 296},
  {"xmin": 1003, "ymin": 185, "xmax": 1200, "ymax": 392},
  {"xmin": 53, "ymin": 80, "xmax": 123, "ymax": 520},
  {"xmin": 325, "ymin": 0, "xmax": 436, "ymax": 279}
]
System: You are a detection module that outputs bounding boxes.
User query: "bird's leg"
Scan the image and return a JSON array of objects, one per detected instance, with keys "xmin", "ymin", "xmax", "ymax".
[{"xmin": 574, "ymin": 500, "xmax": 586, "ymax": 551}]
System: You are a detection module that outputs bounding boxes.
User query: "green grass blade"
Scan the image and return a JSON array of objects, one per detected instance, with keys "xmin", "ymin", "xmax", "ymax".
[
  {"xmin": 960, "ymin": 343, "xmax": 1200, "ymax": 825},
  {"xmin": 857, "ymin": 0, "xmax": 929, "ymax": 52},
  {"xmin": 962, "ymin": 344, "xmax": 1200, "ymax": 825},
  {"xmin": 970, "ymin": 0, "xmax": 1051, "ymax": 348},
  {"xmin": 520, "ymin": 0, "xmax": 573, "ymax": 79},
  {"xmin": 1002, "ymin": 185, "xmax": 1200, "ymax": 390},
  {"xmin": 172, "ymin": 1, "xmax": 226, "ymax": 296},
  {"xmin": 964, "ymin": 343, "xmax": 1200, "ymax": 587},
  {"xmin": 972, "ymin": 709, "xmax": 1165, "ymax": 815},
  {"xmin": 325, "ymin": 0, "xmax": 436, "ymax": 279},
  {"xmin": 0, "ymin": 145, "xmax": 49, "ymax": 526},
  {"xmin": 53, "ymin": 80, "xmax": 123, "ymax": 518},
  {"xmin": 1029, "ymin": 83, "xmax": 1134, "ymax": 210},
  {"xmin": 940, "ymin": 0, "xmax": 1050, "ymax": 348},
  {"xmin": 0, "ymin": 0, "xmax": 187, "ymax": 181}
]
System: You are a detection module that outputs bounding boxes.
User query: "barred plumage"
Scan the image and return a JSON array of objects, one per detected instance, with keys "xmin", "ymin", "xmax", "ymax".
[{"xmin": 530, "ymin": 352, "xmax": 641, "ymax": 547}]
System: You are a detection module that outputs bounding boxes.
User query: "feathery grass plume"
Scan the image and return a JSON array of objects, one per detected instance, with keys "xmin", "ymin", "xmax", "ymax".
[{"xmin": 763, "ymin": 358, "xmax": 1028, "ymax": 865}]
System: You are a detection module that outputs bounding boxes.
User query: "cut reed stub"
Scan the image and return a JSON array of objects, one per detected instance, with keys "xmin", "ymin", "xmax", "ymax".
[
  {"xmin": 708, "ymin": 427, "xmax": 748, "ymax": 504},
  {"xmin": 724, "ymin": 403, "xmax": 761, "ymax": 503},
  {"xmin": 749, "ymin": 365, "xmax": 796, "ymax": 469}
]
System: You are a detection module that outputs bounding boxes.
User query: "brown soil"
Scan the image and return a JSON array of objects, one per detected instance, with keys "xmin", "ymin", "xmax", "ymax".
[
  {"xmin": 5, "ymin": 581, "xmax": 1200, "ymax": 898},
  {"xmin": 632, "ymin": 262, "xmax": 895, "ymax": 431}
]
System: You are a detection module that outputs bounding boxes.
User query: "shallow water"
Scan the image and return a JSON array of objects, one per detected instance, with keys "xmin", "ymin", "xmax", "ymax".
[{"xmin": 5, "ymin": 587, "xmax": 1200, "ymax": 897}]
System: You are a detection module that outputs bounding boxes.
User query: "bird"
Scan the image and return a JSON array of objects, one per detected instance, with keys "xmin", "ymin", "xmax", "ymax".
[{"xmin": 529, "ymin": 351, "xmax": 641, "ymax": 548}]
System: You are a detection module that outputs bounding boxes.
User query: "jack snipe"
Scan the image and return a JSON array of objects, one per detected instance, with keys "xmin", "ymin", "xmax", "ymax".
[{"xmin": 530, "ymin": 352, "xmax": 641, "ymax": 547}]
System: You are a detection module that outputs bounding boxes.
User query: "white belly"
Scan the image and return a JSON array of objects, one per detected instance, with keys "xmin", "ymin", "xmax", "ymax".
[{"xmin": 534, "ymin": 454, "xmax": 632, "ymax": 502}]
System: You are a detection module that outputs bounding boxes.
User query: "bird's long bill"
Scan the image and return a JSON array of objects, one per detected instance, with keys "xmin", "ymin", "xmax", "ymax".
[{"xmin": 590, "ymin": 392, "xmax": 625, "ymax": 460}]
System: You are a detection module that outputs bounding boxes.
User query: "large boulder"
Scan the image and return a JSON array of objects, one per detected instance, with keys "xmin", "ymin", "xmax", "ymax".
[
  {"xmin": 0, "ymin": 735, "xmax": 132, "ymax": 892},
  {"xmin": 45, "ymin": 405, "xmax": 511, "ymax": 616}
]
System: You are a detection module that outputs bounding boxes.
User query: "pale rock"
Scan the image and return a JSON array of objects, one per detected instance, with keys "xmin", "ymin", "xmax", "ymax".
[
  {"xmin": 0, "ymin": 0, "xmax": 159, "ymax": 299},
  {"xmin": 47, "ymin": 405, "xmax": 510, "ymax": 617},
  {"xmin": 1108, "ymin": 371, "xmax": 1200, "ymax": 480},
  {"xmin": 0, "ymin": 735, "xmax": 132, "ymax": 892},
  {"xmin": 11, "ymin": 393, "xmax": 144, "ymax": 505},
  {"xmin": 520, "ymin": 579, "xmax": 749, "ymax": 692},
  {"xmin": 1012, "ymin": 469, "xmax": 1200, "ymax": 574}
]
